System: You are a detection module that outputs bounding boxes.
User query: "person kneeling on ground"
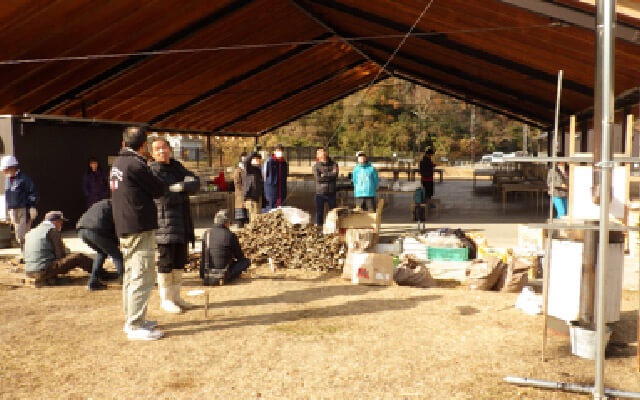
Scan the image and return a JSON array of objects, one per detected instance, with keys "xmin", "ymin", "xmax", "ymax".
[
  {"xmin": 200, "ymin": 210, "xmax": 251, "ymax": 285},
  {"xmin": 77, "ymin": 199, "xmax": 123, "ymax": 291},
  {"xmin": 25, "ymin": 211, "xmax": 93, "ymax": 284}
]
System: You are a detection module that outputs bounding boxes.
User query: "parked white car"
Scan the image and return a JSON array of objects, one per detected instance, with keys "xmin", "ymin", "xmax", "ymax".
[{"xmin": 491, "ymin": 152, "xmax": 504, "ymax": 163}]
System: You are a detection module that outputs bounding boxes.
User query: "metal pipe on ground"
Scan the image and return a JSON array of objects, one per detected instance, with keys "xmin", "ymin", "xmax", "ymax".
[{"xmin": 504, "ymin": 377, "xmax": 640, "ymax": 399}]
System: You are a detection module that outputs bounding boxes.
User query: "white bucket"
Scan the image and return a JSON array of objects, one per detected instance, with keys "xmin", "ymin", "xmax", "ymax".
[{"xmin": 569, "ymin": 325, "xmax": 611, "ymax": 360}]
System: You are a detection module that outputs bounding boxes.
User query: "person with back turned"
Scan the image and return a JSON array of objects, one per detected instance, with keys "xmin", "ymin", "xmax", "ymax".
[
  {"xmin": 200, "ymin": 210, "xmax": 251, "ymax": 286},
  {"xmin": 110, "ymin": 126, "xmax": 166, "ymax": 341}
]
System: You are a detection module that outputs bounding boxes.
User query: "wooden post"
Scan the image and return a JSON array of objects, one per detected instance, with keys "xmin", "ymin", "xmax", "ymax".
[{"xmin": 569, "ymin": 115, "xmax": 576, "ymax": 157}]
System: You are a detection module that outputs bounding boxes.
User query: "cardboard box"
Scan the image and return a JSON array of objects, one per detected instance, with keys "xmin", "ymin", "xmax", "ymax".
[
  {"xmin": 349, "ymin": 253, "xmax": 394, "ymax": 285},
  {"xmin": 345, "ymin": 228, "xmax": 377, "ymax": 252}
]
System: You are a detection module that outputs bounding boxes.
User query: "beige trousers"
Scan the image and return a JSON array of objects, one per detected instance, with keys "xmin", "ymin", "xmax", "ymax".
[
  {"xmin": 244, "ymin": 199, "xmax": 261, "ymax": 223},
  {"xmin": 120, "ymin": 230, "xmax": 156, "ymax": 330},
  {"xmin": 8, "ymin": 208, "xmax": 31, "ymax": 248}
]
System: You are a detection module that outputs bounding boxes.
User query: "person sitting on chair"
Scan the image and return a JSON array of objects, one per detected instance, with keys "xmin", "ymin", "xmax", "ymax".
[
  {"xmin": 200, "ymin": 210, "xmax": 251, "ymax": 285},
  {"xmin": 25, "ymin": 211, "xmax": 93, "ymax": 284}
]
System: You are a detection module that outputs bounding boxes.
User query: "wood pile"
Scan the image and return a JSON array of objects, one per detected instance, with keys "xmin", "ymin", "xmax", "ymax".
[
  {"xmin": 237, "ymin": 210, "xmax": 346, "ymax": 271},
  {"xmin": 0, "ymin": 257, "xmax": 44, "ymax": 288}
]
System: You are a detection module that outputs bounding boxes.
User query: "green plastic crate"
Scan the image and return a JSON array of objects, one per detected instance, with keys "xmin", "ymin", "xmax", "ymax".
[{"xmin": 427, "ymin": 247, "xmax": 469, "ymax": 261}]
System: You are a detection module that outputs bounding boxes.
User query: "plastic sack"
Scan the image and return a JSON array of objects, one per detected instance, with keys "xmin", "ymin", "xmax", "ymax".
[
  {"xmin": 269, "ymin": 206, "xmax": 310, "ymax": 225},
  {"xmin": 515, "ymin": 286, "xmax": 542, "ymax": 315}
]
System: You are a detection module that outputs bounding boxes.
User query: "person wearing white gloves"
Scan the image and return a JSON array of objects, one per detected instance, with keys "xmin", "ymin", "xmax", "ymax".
[
  {"xmin": 150, "ymin": 138, "xmax": 200, "ymax": 314},
  {"xmin": 1, "ymin": 155, "xmax": 38, "ymax": 255}
]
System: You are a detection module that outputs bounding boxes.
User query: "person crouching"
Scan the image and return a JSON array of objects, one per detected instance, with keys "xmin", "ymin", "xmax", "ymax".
[
  {"xmin": 200, "ymin": 210, "xmax": 251, "ymax": 285},
  {"xmin": 25, "ymin": 211, "xmax": 93, "ymax": 284}
]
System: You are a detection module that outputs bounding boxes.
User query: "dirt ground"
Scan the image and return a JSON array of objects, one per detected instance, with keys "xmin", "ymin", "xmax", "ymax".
[{"xmin": 1, "ymin": 266, "xmax": 639, "ymax": 400}]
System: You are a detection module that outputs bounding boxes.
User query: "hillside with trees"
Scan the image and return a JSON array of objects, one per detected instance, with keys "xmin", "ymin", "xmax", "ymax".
[{"xmin": 263, "ymin": 78, "xmax": 542, "ymax": 161}]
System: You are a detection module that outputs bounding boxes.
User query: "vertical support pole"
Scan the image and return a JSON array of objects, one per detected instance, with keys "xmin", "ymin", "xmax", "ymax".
[
  {"xmin": 207, "ymin": 134, "xmax": 212, "ymax": 168},
  {"xmin": 569, "ymin": 115, "xmax": 577, "ymax": 157},
  {"xmin": 523, "ymin": 124, "xmax": 529, "ymax": 155},
  {"xmin": 594, "ymin": 0, "xmax": 615, "ymax": 398},
  {"xmin": 542, "ymin": 70, "xmax": 563, "ymax": 362},
  {"xmin": 471, "ymin": 105, "xmax": 476, "ymax": 162}
]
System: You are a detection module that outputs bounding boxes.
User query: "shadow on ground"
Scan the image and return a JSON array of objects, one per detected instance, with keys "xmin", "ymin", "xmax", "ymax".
[{"xmin": 162, "ymin": 294, "xmax": 440, "ymax": 337}]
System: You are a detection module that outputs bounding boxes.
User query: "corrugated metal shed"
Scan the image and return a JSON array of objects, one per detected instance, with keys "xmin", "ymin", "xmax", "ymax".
[{"xmin": 1, "ymin": 0, "xmax": 639, "ymax": 133}]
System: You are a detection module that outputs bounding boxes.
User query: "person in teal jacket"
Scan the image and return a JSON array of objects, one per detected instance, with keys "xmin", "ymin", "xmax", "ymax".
[{"xmin": 351, "ymin": 151, "xmax": 378, "ymax": 211}]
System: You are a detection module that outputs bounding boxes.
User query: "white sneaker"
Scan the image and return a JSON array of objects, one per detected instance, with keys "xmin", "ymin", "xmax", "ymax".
[
  {"xmin": 126, "ymin": 327, "xmax": 163, "ymax": 341},
  {"xmin": 122, "ymin": 320, "xmax": 158, "ymax": 333}
]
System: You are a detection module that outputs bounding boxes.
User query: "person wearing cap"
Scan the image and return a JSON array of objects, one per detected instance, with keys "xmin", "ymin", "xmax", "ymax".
[
  {"xmin": 200, "ymin": 210, "xmax": 250, "ymax": 285},
  {"xmin": 242, "ymin": 152, "xmax": 264, "ymax": 223},
  {"xmin": 77, "ymin": 199, "xmax": 123, "ymax": 291},
  {"xmin": 24, "ymin": 211, "xmax": 92, "ymax": 283},
  {"xmin": 110, "ymin": 126, "xmax": 166, "ymax": 341},
  {"xmin": 233, "ymin": 152, "xmax": 248, "ymax": 228},
  {"xmin": 263, "ymin": 144, "xmax": 288, "ymax": 211},
  {"xmin": 312, "ymin": 147, "xmax": 339, "ymax": 226},
  {"xmin": 419, "ymin": 147, "xmax": 435, "ymax": 201},
  {"xmin": 1, "ymin": 155, "xmax": 38, "ymax": 254},
  {"xmin": 352, "ymin": 151, "xmax": 379, "ymax": 211},
  {"xmin": 150, "ymin": 138, "xmax": 200, "ymax": 314}
]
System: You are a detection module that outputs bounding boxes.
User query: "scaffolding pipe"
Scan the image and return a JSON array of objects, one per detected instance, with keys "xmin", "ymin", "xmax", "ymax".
[
  {"xmin": 504, "ymin": 377, "xmax": 640, "ymax": 399},
  {"xmin": 594, "ymin": 0, "xmax": 616, "ymax": 398},
  {"xmin": 542, "ymin": 69, "xmax": 563, "ymax": 361}
]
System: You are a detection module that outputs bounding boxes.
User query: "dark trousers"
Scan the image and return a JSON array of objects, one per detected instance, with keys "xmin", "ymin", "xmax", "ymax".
[
  {"xmin": 226, "ymin": 258, "xmax": 251, "ymax": 282},
  {"xmin": 421, "ymin": 180, "xmax": 434, "ymax": 199},
  {"xmin": 356, "ymin": 197, "xmax": 376, "ymax": 211},
  {"xmin": 77, "ymin": 228, "xmax": 124, "ymax": 284},
  {"xmin": 27, "ymin": 253, "xmax": 93, "ymax": 281},
  {"xmin": 315, "ymin": 193, "xmax": 337, "ymax": 225}
]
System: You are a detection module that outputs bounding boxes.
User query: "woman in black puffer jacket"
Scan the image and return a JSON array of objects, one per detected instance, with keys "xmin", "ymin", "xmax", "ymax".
[{"xmin": 150, "ymin": 139, "xmax": 200, "ymax": 313}]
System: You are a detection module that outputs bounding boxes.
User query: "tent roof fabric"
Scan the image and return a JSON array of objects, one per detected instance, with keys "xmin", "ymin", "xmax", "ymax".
[{"xmin": 1, "ymin": 0, "xmax": 639, "ymax": 134}]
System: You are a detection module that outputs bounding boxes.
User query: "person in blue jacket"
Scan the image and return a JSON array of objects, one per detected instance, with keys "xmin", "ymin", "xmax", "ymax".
[
  {"xmin": 351, "ymin": 151, "xmax": 378, "ymax": 211},
  {"xmin": 1, "ymin": 155, "xmax": 38, "ymax": 254},
  {"xmin": 263, "ymin": 144, "xmax": 288, "ymax": 211}
]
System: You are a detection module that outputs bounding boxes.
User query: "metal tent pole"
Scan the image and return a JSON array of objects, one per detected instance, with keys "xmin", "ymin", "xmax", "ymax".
[
  {"xmin": 594, "ymin": 0, "xmax": 616, "ymax": 398},
  {"xmin": 542, "ymin": 70, "xmax": 563, "ymax": 362}
]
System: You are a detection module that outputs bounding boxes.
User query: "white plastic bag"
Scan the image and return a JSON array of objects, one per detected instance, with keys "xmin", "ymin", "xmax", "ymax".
[
  {"xmin": 269, "ymin": 206, "xmax": 311, "ymax": 225},
  {"xmin": 515, "ymin": 286, "xmax": 542, "ymax": 315}
]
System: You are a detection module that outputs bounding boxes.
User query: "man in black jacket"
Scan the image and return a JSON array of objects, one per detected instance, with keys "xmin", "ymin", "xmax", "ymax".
[
  {"xmin": 200, "ymin": 210, "xmax": 250, "ymax": 285},
  {"xmin": 312, "ymin": 147, "xmax": 339, "ymax": 226},
  {"xmin": 419, "ymin": 147, "xmax": 435, "ymax": 201},
  {"xmin": 242, "ymin": 152, "xmax": 264, "ymax": 223},
  {"xmin": 77, "ymin": 199, "xmax": 123, "ymax": 291},
  {"xmin": 110, "ymin": 126, "xmax": 166, "ymax": 341},
  {"xmin": 150, "ymin": 138, "xmax": 200, "ymax": 314}
]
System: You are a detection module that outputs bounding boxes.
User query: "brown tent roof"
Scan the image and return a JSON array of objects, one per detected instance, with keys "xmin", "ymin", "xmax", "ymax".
[{"xmin": 1, "ymin": 0, "xmax": 639, "ymax": 134}]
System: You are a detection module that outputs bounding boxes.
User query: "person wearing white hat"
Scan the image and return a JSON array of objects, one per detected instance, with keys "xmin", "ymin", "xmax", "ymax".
[{"xmin": 1, "ymin": 155, "xmax": 38, "ymax": 255}]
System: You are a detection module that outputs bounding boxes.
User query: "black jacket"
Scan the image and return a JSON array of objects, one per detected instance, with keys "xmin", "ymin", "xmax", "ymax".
[
  {"xmin": 110, "ymin": 148, "xmax": 166, "ymax": 238},
  {"xmin": 419, "ymin": 155, "xmax": 434, "ymax": 180},
  {"xmin": 312, "ymin": 158, "xmax": 339, "ymax": 195},
  {"xmin": 76, "ymin": 199, "xmax": 116, "ymax": 240},
  {"xmin": 201, "ymin": 224, "xmax": 244, "ymax": 272},
  {"xmin": 242, "ymin": 152, "xmax": 264, "ymax": 202},
  {"xmin": 150, "ymin": 159, "xmax": 200, "ymax": 245}
]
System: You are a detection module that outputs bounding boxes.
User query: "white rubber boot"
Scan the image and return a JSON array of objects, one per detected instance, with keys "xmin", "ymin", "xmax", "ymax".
[
  {"xmin": 172, "ymin": 270, "xmax": 194, "ymax": 310},
  {"xmin": 157, "ymin": 273, "xmax": 182, "ymax": 314}
]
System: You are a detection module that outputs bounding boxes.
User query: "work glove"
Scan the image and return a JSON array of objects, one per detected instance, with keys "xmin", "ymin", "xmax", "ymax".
[
  {"xmin": 28, "ymin": 207, "xmax": 37, "ymax": 221},
  {"xmin": 169, "ymin": 183, "xmax": 184, "ymax": 193}
]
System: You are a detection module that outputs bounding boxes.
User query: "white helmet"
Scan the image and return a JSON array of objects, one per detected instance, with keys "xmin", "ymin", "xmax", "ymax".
[{"xmin": 0, "ymin": 155, "xmax": 19, "ymax": 171}]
